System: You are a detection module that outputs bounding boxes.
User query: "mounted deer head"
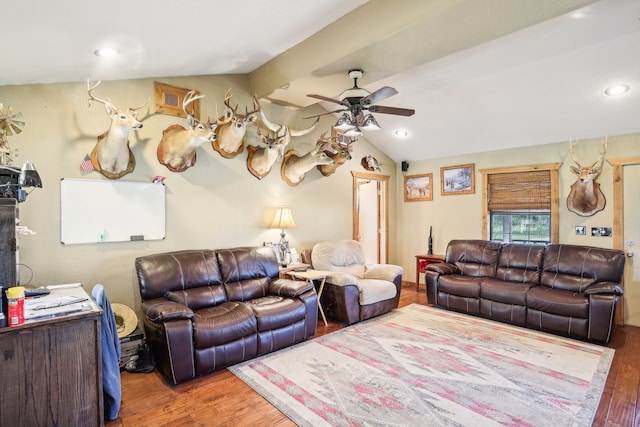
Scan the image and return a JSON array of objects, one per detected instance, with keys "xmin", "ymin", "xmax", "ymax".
[
  {"xmin": 212, "ymin": 90, "xmax": 260, "ymax": 159},
  {"xmin": 246, "ymin": 127, "xmax": 288, "ymax": 179},
  {"xmin": 281, "ymin": 138, "xmax": 335, "ymax": 186},
  {"xmin": 157, "ymin": 91, "xmax": 216, "ymax": 172},
  {"xmin": 317, "ymin": 137, "xmax": 353, "ymax": 177},
  {"xmin": 87, "ymin": 79, "xmax": 148, "ymax": 179},
  {"xmin": 566, "ymin": 139, "xmax": 607, "ymax": 216},
  {"xmin": 258, "ymin": 103, "xmax": 319, "ymax": 149}
]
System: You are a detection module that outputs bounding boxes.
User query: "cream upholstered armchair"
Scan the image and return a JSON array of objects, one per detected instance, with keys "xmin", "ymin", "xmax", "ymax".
[{"xmin": 310, "ymin": 240, "xmax": 403, "ymax": 325}]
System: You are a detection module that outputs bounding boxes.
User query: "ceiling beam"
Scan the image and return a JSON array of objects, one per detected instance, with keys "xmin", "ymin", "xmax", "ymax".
[{"xmin": 249, "ymin": 0, "xmax": 599, "ymax": 107}]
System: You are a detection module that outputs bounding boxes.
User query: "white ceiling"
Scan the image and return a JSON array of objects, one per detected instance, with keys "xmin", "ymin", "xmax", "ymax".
[{"xmin": 2, "ymin": 0, "xmax": 639, "ymax": 163}]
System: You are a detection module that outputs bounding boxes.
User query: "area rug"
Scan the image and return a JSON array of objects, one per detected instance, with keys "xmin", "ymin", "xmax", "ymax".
[{"xmin": 229, "ymin": 304, "xmax": 614, "ymax": 426}]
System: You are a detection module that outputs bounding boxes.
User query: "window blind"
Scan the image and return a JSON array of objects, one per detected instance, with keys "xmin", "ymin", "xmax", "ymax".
[{"xmin": 487, "ymin": 170, "xmax": 551, "ymax": 211}]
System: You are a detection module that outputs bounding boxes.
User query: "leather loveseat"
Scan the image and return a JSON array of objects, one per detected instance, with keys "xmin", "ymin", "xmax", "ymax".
[
  {"xmin": 135, "ymin": 246, "xmax": 318, "ymax": 384},
  {"xmin": 307, "ymin": 240, "xmax": 403, "ymax": 325},
  {"xmin": 425, "ymin": 240, "xmax": 625, "ymax": 343}
]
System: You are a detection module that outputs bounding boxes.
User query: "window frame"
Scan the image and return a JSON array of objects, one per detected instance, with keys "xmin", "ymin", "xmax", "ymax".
[{"xmin": 480, "ymin": 163, "xmax": 561, "ymax": 244}]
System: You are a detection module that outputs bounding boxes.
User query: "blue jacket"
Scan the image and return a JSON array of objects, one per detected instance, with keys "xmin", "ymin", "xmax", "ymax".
[{"xmin": 92, "ymin": 284, "xmax": 121, "ymax": 421}]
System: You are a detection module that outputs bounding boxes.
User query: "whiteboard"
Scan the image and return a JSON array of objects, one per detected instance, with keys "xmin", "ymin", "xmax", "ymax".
[{"xmin": 61, "ymin": 178, "xmax": 165, "ymax": 244}]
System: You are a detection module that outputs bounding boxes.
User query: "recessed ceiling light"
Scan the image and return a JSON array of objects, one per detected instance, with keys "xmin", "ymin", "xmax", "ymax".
[
  {"xmin": 604, "ymin": 84, "xmax": 630, "ymax": 96},
  {"xmin": 94, "ymin": 48, "xmax": 119, "ymax": 57},
  {"xmin": 395, "ymin": 130, "xmax": 408, "ymax": 137}
]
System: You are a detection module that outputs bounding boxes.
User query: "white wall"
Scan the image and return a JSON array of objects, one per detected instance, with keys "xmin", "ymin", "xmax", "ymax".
[{"xmin": 0, "ymin": 76, "xmax": 398, "ymax": 312}]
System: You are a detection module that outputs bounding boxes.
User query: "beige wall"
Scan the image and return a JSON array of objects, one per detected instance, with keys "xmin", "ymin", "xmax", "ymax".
[
  {"xmin": 397, "ymin": 133, "xmax": 640, "ymax": 283},
  {"xmin": 2, "ymin": 75, "xmax": 637, "ymax": 321},
  {"xmin": 0, "ymin": 76, "xmax": 398, "ymax": 313}
]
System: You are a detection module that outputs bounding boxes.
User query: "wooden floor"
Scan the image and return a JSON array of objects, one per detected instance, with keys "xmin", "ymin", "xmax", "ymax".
[{"xmin": 107, "ymin": 284, "xmax": 640, "ymax": 426}]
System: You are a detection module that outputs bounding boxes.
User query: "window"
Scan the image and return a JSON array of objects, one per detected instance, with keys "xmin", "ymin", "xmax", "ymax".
[
  {"xmin": 480, "ymin": 163, "xmax": 561, "ymax": 244},
  {"xmin": 490, "ymin": 211, "xmax": 551, "ymax": 244}
]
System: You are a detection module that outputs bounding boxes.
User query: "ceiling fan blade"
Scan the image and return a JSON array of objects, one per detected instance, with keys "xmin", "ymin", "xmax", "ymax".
[
  {"xmin": 306, "ymin": 94, "xmax": 346, "ymax": 105},
  {"xmin": 361, "ymin": 86, "xmax": 398, "ymax": 105},
  {"xmin": 369, "ymin": 105, "xmax": 415, "ymax": 116},
  {"xmin": 302, "ymin": 108, "xmax": 346, "ymax": 119}
]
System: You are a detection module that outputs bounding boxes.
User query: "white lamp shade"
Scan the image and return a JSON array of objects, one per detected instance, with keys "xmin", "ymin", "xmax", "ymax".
[{"xmin": 270, "ymin": 207, "xmax": 296, "ymax": 229}]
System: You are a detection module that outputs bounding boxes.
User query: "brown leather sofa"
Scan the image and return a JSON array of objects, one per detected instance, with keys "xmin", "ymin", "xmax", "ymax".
[
  {"xmin": 425, "ymin": 240, "xmax": 625, "ymax": 343},
  {"xmin": 135, "ymin": 246, "xmax": 318, "ymax": 384}
]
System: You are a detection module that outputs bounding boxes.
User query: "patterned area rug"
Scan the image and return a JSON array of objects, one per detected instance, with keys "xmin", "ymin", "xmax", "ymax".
[{"xmin": 229, "ymin": 304, "xmax": 613, "ymax": 426}]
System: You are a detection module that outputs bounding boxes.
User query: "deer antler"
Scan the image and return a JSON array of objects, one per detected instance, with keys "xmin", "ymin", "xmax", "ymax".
[
  {"xmin": 87, "ymin": 79, "xmax": 112, "ymax": 109},
  {"xmin": 129, "ymin": 97, "xmax": 150, "ymax": 112},
  {"xmin": 569, "ymin": 139, "xmax": 582, "ymax": 168},
  {"xmin": 182, "ymin": 91, "xmax": 204, "ymax": 118},
  {"xmin": 223, "ymin": 89, "xmax": 238, "ymax": 113},
  {"xmin": 591, "ymin": 138, "xmax": 608, "ymax": 167},
  {"xmin": 245, "ymin": 96, "xmax": 261, "ymax": 117}
]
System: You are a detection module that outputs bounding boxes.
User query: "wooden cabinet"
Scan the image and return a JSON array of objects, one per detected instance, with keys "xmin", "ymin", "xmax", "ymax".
[
  {"xmin": 0, "ymin": 294, "xmax": 103, "ymax": 426},
  {"xmin": 415, "ymin": 254, "xmax": 445, "ymax": 292}
]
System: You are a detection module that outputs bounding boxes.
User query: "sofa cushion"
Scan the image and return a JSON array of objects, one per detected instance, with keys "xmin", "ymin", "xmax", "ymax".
[
  {"xmin": 526, "ymin": 286, "xmax": 589, "ymax": 318},
  {"xmin": 364, "ymin": 264, "xmax": 404, "ymax": 281},
  {"xmin": 193, "ymin": 302, "xmax": 257, "ymax": 348},
  {"xmin": 480, "ymin": 279, "xmax": 536, "ymax": 305},
  {"xmin": 311, "ymin": 240, "xmax": 366, "ymax": 278},
  {"xmin": 540, "ymin": 244, "xmax": 625, "ymax": 292},
  {"xmin": 358, "ymin": 279, "xmax": 397, "ymax": 305},
  {"xmin": 166, "ymin": 286, "xmax": 227, "ymax": 311},
  {"xmin": 216, "ymin": 247, "xmax": 279, "ymax": 301},
  {"xmin": 495, "ymin": 244, "xmax": 544, "ymax": 283},
  {"xmin": 136, "ymin": 250, "xmax": 223, "ymax": 300},
  {"xmin": 438, "ymin": 275, "xmax": 481, "ymax": 298},
  {"xmin": 246, "ymin": 296, "xmax": 307, "ymax": 331},
  {"xmin": 446, "ymin": 240, "xmax": 501, "ymax": 277}
]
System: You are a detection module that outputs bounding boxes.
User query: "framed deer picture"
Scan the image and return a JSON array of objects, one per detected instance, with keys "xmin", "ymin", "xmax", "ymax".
[{"xmin": 404, "ymin": 173, "xmax": 433, "ymax": 202}]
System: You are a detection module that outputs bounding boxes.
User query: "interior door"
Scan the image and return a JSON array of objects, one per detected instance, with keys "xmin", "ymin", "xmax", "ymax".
[
  {"xmin": 352, "ymin": 172, "xmax": 388, "ymax": 264},
  {"xmin": 623, "ymin": 164, "xmax": 640, "ymax": 326}
]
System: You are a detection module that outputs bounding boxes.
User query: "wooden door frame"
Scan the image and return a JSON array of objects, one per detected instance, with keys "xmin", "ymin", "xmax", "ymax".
[
  {"xmin": 352, "ymin": 171, "xmax": 390, "ymax": 264},
  {"xmin": 608, "ymin": 156, "xmax": 640, "ymax": 324}
]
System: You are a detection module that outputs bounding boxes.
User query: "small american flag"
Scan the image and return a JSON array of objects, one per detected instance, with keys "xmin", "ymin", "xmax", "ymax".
[{"xmin": 80, "ymin": 154, "xmax": 95, "ymax": 175}]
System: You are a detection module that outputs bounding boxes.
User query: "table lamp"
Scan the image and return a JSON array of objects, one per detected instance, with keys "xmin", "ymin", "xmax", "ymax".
[{"xmin": 270, "ymin": 207, "xmax": 296, "ymax": 266}]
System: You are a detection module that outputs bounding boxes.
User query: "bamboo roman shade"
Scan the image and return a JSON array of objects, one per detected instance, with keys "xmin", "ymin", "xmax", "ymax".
[{"xmin": 487, "ymin": 170, "xmax": 551, "ymax": 210}]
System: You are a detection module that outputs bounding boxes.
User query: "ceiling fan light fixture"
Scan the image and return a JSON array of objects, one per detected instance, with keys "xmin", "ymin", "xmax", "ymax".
[
  {"xmin": 334, "ymin": 113, "xmax": 356, "ymax": 131},
  {"xmin": 344, "ymin": 126, "xmax": 362, "ymax": 137},
  {"xmin": 361, "ymin": 114, "xmax": 381, "ymax": 131}
]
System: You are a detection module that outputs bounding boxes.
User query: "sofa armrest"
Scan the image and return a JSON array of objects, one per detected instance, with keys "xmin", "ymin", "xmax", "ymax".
[
  {"xmin": 141, "ymin": 298, "xmax": 194, "ymax": 323},
  {"xmin": 269, "ymin": 278, "xmax": 314, "ymax": 297},
  {"xmin": 584, "ymin": 281, "xmax": 624, "ymax": 296},
  {"xmin": 325, "ymin": 271, "xmax": 360, "ymax": 287},
  {"xmin": 364, "ymin": 264, "xmax": 403, "ymax": 282},
  {"xmin": 426, "ymin": 262, "xmax": 460, "ymax": 275}
]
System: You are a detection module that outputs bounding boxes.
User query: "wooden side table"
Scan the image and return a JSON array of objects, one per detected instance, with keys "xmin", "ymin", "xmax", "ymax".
[
  {"xmin": 278, "ymin": 263, "xmax": 310, "ymax": 279},
  {"xmin": 286, "ymin": 269, "xmax": 329, "ymax": 326},
  {"xmin": 415, "ymin": 254, "xmax": 445, "ymax": 292}
]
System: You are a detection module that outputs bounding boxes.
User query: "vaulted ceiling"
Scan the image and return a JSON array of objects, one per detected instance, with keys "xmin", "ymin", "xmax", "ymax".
[{"xmin": 3, "ymin": 0, "xmax": 639, "ymax": 162}]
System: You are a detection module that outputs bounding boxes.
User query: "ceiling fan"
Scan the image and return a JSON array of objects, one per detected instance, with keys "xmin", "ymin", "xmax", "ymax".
[{"xmin": 304, "ymin": 69, "xmax": 415, "ymax": 136}]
